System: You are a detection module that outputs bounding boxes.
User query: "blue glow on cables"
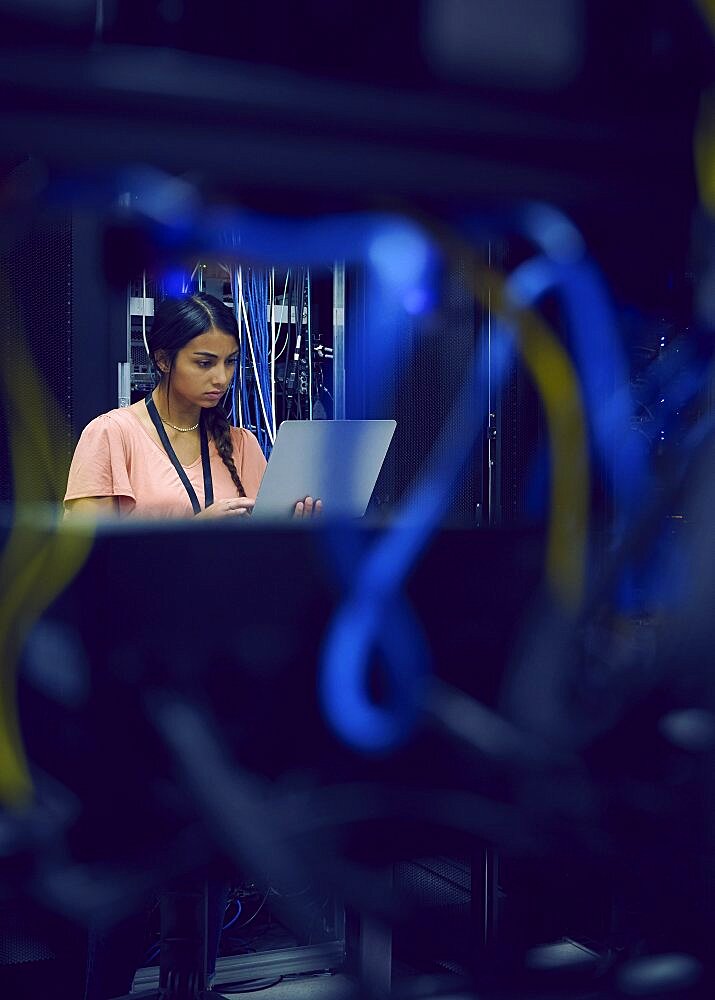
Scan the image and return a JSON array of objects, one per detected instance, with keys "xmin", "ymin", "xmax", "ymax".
[
  {"xmin": 319, "ymin": 327, "xmax": 514, "ymax": 753},
  {"xmin": 320, "ymin": 591, "xmax": 430, "ymax": 752},
  {"xmin": 161, "ymin": 267, "xmax": 188, "ymax": 298},
  {"xmin": 505, "ymin": 255, "xmax": 649, "ymax": 522},
  {"xmin": 222, "ymin": 897, "xmax": 242, "ymax": 931}
]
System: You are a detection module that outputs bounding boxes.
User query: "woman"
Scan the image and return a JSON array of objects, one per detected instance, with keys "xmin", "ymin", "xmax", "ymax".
[
  {"xmin": 65, "ymin": 291, "xmax": 319, "ymax": 519},
  {"xmin": 64, "ymin": 292, "xmax": 317, "ymax": 997}
]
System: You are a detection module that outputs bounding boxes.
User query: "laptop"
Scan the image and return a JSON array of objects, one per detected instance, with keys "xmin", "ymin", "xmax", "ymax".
[{"xmin": 251, "ymin": 419, "xmax": 396, "ymax": 519}]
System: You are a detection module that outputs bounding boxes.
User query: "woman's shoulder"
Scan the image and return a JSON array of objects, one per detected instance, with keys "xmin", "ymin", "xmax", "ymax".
[
  {"xmin": 231, "ymin": 424, "xmax": 263, "ymax": 446},
  {"xmin": 78, "ymin": 405, "xmax": 143, "ymax": 444},
  {"xmin": 229, "ymin": 425, "xmax": 268, "ymax": 467},
  {"xmin": 66, "ymin": 407, "xmax": 142, "ymax": 507},
  {"xmin": 229, "ymin": 424, "xmax": 259, "ymax": 446}
]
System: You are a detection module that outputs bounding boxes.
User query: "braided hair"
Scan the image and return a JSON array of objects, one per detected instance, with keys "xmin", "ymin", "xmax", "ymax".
[
  {"xmin": 203, "ymin": 405, "xmax": 245, "ymax": 497},
  {"xmin": 147, "ymin": 292, "xmax": 246, "ymax": 497}
]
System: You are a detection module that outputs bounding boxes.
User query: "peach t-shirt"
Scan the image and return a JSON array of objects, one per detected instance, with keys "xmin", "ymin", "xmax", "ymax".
[{"xmin": 64, "ymin": 407, "xmax": 267, "ymax": 518}]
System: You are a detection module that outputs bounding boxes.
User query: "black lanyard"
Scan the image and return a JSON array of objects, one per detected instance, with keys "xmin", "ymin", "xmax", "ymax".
[{"xmin": 145, "ymin": 395, "xmax": 214, "ymax": 514}]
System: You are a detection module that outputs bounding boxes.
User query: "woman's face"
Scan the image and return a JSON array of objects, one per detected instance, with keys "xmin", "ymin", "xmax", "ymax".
[{"xmin": 163, "ymin": 327, "xmax": 239, "ymax": 408}]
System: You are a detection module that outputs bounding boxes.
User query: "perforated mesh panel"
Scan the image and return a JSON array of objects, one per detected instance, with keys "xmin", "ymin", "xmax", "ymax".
[
  {"xmin": 498, "ymin": 361, "xmax": 546, "ymax": 523},
  {"xmin": 349, "ymin": 260, "xmax": 484, "ymax": 524},
  {"xmin": 0, "ymin": 929, "xmax": 54, "ymax": 966},
  {"xmin": 394, "ymin": 856, "xmax": 471, "ymax": 909},
  {"xmin": 0, "ymin": 213, "xmax": 74, "ymax": 505},
  {"xmin": 393, "ymin": 857, "xmax": 473, "ymax": 974},
  {"xmin": 131, "ymin": 341, "xmax": 151, "ymax": 374}
]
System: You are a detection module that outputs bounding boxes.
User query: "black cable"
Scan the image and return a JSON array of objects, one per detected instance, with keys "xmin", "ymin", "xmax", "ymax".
[{"xmin": 218, "ymin": 975, "xmax": 282, "ymax": 993}]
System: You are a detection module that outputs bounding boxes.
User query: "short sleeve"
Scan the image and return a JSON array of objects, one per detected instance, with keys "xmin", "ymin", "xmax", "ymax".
[
  {"xmin": 64, "ymin": 414, "xmax": 136, "ymax": 507},
  {"xmin": 234, "ymin": 427, "xmax": 267, "ymax": 496}
]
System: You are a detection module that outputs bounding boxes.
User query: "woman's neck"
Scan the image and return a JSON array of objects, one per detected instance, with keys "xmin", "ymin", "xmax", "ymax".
[{"xmin": 153, "ymin": 384, "xmax": 201, "ymax": 428}]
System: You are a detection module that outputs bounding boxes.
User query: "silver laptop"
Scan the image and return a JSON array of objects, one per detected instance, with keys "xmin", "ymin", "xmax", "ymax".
[{"xmin": 252, "ymin": 419, "xmax": 396, "ymax": 519}]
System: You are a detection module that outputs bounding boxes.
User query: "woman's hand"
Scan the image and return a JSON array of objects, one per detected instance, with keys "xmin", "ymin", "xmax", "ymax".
[
  {"xmin": 196, "ymin": 497, "xmax": 256, "ymax": 519},
  {"xmin": 293, "ymin": 496, "xmax": 323, "ymax": 519}
]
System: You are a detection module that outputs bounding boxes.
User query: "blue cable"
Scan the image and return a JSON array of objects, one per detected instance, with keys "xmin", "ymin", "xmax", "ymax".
[
  {"xmin": 223, "ymin": 897, "xmax": 243, "ymax": 931},
  {"xmin": 464, "ymin": 202, "xmax": 648, "ymax": 527},
  {"xmin": 234, "ymin": 266, "xmax": 274, "ymax": 457},
  {"xmin": 463, "ymin": 203, "xmax": 665, "ymax": 613},
  {"xmin": 319, "ymin": 326, "xmax": 514, "ymax": 752},
  {"xmin": 505, "ymin": 255, "xmax": 650, "ymax": 527}
]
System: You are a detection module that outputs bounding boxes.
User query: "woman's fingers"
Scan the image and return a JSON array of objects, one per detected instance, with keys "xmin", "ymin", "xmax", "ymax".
[
  {"xmin": 196, "ymin": 497, "xmax": 256, "ymax": 519},
  {"xmin": 293, "ymin": 497, "xmax": 323, "ymax": 518},
  {"xmin": 206, "ymin": 497, "xmax": 324, "ymax": 520},
  {"xmin": 227, "ymin": 497, "xmax": 255, "ymax": 515}
]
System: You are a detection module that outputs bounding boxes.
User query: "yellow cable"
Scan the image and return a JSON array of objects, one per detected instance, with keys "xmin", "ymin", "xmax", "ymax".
[
  {"xmin": 0, "ymin": 283, "xmax": 95, "ymax": 806},
  {"xmin": 694, "ymin": 3, "xmax": 715, "ymax": 213},
  {"xmin": 419, "ymin": 222, "xmax": 590, "ymax": 612},
  {"xmin": 695, "ymin": 90, "xmax": 715, "ymax": 215},
  {"xmin": 479, "ymin": 266, "xmax": 589, "ymax": 610},
  {"xmin": 513, "ymin": 306, "xmax": 589, "ymax": 609},
  {"xmin": 697, "ymin": 0, "xmax": 715, "ymax": 33}
]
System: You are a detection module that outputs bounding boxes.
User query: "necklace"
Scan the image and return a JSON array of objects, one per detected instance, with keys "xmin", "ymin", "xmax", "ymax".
[
  {"xmin": 161, "ymin": 417, "xmax": 199, "ymax": 432},
  {"xmin": 151, "ymin": 394, "xmax": 199, "ymax": 431}
]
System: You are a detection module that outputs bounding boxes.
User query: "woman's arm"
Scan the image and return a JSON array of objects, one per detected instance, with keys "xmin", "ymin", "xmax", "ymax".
[
  {"xmin": 65, "ymin": 414, "xmax": 134, "ymax": 517},
  {"xmin": 64, "ymin": 496, "xmax": 119, "ymax": 518}
]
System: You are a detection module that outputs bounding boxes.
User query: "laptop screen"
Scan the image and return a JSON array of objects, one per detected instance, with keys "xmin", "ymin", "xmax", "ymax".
[{"xmin": 252, "ymin": 419, "xmax": 396, "ymax": 519}]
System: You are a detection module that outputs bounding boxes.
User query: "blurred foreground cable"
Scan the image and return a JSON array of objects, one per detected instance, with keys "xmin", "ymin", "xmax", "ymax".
[
  {"xmin": 439, "ymin": 214, "xmax": 592, "ymax": 611},
  {"xmin": 320, "ymin": 221, "xmax": 591, "ymax": 756},
  {"xmin": 319, "ymin": 323, "xmax": 511, "ymax": 752},
  {"xmin": 695, "ymin": 90, "xmax": 715, "ymax": 214},
  {"xmin": 0, "ymin": 274, "xmax": 94, "ymax": 806}
]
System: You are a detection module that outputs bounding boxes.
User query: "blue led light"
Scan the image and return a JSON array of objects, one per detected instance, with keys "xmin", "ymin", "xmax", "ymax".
[{"xmin": 161, "ymin": 268, "xmax": 188, "ymax": 298}]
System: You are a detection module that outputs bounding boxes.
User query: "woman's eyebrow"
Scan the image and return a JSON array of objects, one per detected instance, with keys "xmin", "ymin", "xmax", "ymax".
[{"xmin": 192, "ymin": 350, "xmax": 239, "ymax": 358}]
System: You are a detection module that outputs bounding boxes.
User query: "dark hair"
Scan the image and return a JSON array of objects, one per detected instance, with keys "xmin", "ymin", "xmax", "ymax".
[{"xmin": 148, "ymin": 292, "xmax": 245, "ymax": 497}]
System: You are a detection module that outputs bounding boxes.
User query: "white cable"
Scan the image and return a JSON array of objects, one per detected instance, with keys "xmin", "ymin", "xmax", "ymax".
[
  {"xmin": 273, "ymin": 325, "xmax": 292, "ymax": 362},
  {"xmin": 239, "ymin": 266, "xmax": 275, "ymax": 444},
  {"xmin": 268, "ymin": 270, "xmax": 291, "ymax": 365},
  {"xmin": 220, "ymin": 261, "xmax": 240, "ymax": 422},
  {"xmin": 218, "ymin": 262, "xmax": 233, "ymax": 299},
  {"xmin": 270, "ymin": 268, "xmax": 276, "ymax": 438},
  {"xmin": 307, "ymin": 268, "xmax": 313, "ymax": 419},
  {"xmin": 183, "ymin": 261, "xmax": 201, "ymax": 295},
  {"xmin": 238, "ymin": 265, "xmax": 243, "ymax": 427},
  {"xmin": 269, "ymin": 270, "xmax": 291, "ymax": 356},
  {"xmin": 141, "ymin": 269, "xmax": 150, "ymax": 359},
  {"xmin": 275, "ymin": 282, "xmax": 290, "ymax": 361},
  {"xmin": 218, "ymin": 262, "xmax": 242, "ymax": 426}
]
